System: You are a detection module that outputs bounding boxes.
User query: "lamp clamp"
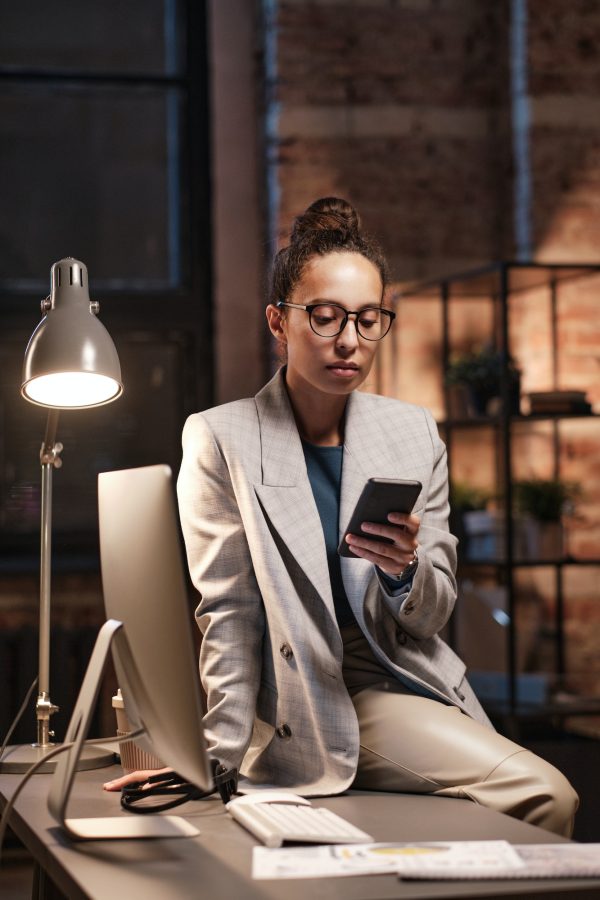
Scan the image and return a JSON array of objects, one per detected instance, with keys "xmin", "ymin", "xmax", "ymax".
[
  {"xmin": 40, "ymin": 441, "xmax": 63, "ymax": 469},
  {"xmin": 35, "ymin": 691, "xmax": 60, "ymax": 748}
]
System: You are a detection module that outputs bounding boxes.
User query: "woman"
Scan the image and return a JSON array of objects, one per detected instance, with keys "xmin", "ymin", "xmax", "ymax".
[{"xmin": 105, "ymin": 197, "xmax": 577, "ymax": 836}]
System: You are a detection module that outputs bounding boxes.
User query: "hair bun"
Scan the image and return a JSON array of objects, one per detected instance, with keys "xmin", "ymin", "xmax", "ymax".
[
  {"xmin": 290, "ymin": 197, "xmax": 360, "ymax": 244},
  {"xmin": 269, "ymin": 196, "xmax": 388, "ymax": 307}
]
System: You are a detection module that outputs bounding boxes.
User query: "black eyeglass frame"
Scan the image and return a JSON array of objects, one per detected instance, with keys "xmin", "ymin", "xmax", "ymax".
[{"xmin": 276, "ymin": 301, "xmax": 396, "ymax": 341}]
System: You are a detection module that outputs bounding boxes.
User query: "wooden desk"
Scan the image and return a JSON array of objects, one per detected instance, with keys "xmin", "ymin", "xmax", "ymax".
[{"xmin": 2, "ymin": 766, "xmax": 600, "ymax": 899}]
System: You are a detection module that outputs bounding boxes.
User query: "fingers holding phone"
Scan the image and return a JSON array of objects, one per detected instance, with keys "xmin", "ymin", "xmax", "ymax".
[
  {"xmin": 344, "ymin": 511, "xmax": 420, "ymax": 577},
  {"xmin": 338, "ymin": 478, "xmax": 422, "ymax": 577}
]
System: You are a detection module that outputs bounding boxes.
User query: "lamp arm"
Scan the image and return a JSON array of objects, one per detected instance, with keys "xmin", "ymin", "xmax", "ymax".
[
  {"xmin": 41, "ymin": 409, "xmax": 61, "ymax": 463},
  {"xmin": 37, "ymin": 408, "xmax": 62, "ymax": 748}
]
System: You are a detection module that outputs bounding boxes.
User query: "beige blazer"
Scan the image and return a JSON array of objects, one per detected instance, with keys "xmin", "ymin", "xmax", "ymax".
[{"xmin": 177, "ymin": 368, "xmax": 491, "ymax": 795}]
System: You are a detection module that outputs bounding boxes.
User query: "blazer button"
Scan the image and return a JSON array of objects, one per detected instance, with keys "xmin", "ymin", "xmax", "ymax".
[
  {"xmin": 403, "ymin": 604, "xmax": 415, "ymax": 615},
  {"xmin": 279, "ymin": 643, "xmax": 293, "ymax": 660},
  {"xmin": 276, "ymin": 723, "xmax": 292, "ymax": 740},
  {"xmin": 453, "ymin": 686, "xmax": 466, "ymax": 702}
]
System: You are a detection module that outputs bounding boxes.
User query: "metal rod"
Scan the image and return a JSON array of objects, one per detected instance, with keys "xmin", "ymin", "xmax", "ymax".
[
  {"xmin": 550, "ymin": 277, "xmax": 558, "ymax": 389},
  {"xmin": 441, "ymin": 280, "xmax": 457, "ymax": 650},
  {"xmin": 35, "ymin": 410, "xmax": 61, "ymax": 748},
  {"xmin": 38, "ymin": 459, "xmax": 53, "ymax": 696},
  {"xmin": 555, "ymin": 564, "xmax": 566, "ymax": 689},
  {"xmin": 498, "ymin": 264, "xmax": 517, "ymax": 718}
]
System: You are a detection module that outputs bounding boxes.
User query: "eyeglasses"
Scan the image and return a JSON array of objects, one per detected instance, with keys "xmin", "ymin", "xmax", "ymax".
[{"xmin": 276, "ymin": 301, "xmax": 395, "ymax": 341}]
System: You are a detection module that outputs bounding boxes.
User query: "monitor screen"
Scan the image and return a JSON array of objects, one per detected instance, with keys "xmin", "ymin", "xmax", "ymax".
[
  {"xmin": 47, "ymin": 464, "xmax": 212, "ymax": 839},
  {"xmin": 98, "ymin": 463, "xmax": 211, "ymax": 791}
]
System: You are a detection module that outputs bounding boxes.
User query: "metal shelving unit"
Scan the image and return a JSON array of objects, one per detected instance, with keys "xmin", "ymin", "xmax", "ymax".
[{"xmin": 398, "ymin": 262, "xmax": 600, "ymax": 730}]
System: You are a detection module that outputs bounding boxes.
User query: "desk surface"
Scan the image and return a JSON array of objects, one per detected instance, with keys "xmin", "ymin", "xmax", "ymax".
[{"xmin": 2, "ymin": 765, "xmax": 600, "ymax": 900}]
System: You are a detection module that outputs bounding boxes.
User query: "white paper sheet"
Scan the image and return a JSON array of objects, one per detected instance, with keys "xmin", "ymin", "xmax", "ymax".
[
  {"xmin": 252, "ymin": 841, "xmax": 522, "ymax": 880},
  {"xmin": 396, "ymin": 842, "xmax": 600, "ymax": 880},
  {"xmin": 252, "ymin": 841, "xmax": 600, "ymax": 881}
]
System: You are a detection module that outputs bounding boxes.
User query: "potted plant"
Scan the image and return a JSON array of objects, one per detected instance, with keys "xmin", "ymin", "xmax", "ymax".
[
  {"xmin": 446, "ymin": 347, "xmax": 521, "ymax": 417},
  {"xmin": 449, "ymin": 482, "xmax": 498, "ymax": 561},
  {"xmin": 512, "ymin": 478, "xmax": 581, "ymax": 560}
]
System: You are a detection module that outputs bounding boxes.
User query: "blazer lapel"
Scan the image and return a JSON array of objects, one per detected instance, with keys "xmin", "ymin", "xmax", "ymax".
[{"xmin": 253, "ymin": 370, "xmax": 334, "ymax": 611}]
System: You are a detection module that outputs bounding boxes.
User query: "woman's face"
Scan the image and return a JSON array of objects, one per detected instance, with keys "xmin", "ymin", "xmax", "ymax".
[{"xmin": 268, "ymin": 251, "xmax": 384, "ymax": 400}]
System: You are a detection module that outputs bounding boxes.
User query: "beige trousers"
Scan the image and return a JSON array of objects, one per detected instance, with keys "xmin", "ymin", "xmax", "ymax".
[{"xmin": 342, "ymin": 624, "xmax": 578, "ymax": 837}]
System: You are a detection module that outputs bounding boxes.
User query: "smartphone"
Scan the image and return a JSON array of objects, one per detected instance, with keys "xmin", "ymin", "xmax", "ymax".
[{"xmin": 338, "ymin": 477, "xmax": 422, "ymax": 558}]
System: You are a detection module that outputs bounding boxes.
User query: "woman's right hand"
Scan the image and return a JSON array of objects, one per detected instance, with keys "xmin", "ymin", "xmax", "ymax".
[{"xmin": 103, "ymin": 766, "xmax": 172, "ymax": 792}]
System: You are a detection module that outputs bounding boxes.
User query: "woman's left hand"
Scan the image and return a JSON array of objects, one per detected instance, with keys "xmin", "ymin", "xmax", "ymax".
[
  {"xmin": 345, "ymin": 512, "xmax": 420, "ymax": 578},
  {"xmin": 103, "ymin": 767, "xmax": 172, "ymax": 792}
]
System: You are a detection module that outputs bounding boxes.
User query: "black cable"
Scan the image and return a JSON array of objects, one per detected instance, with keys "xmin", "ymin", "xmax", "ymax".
[
  {"xmin": 120, "ymin": 758, "xmax": 238, "ymax": 814},
  {"xmin": 0, "ymin": 677, "xmax": 39, "ymax": 761},
  {"xmin": 211, "ymin": 758, "xmax": 238, "ymax": 804}
]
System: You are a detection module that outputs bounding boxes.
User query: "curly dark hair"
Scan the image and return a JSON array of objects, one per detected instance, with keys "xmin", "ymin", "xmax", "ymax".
[{"xmin": 269, "ymin": 197, "xmax": 389, "ymax": 306}]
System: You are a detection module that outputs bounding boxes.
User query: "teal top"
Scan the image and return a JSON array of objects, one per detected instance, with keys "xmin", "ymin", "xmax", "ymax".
[{"xmin": 301, "ymin": 440, "xmax": 355, "ymax": 627}]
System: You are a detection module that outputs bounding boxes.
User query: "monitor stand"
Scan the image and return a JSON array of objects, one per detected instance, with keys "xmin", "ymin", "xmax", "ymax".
[{"xmin": 47, "ymin": 619, "xmax": 200, "ymax": 840}]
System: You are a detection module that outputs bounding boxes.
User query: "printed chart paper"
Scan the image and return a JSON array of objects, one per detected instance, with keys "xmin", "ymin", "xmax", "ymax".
[
  {"xmin": 252, "ymin": 841, "xmax": 521, "ymax": 880},
  {"xmin": 252, "ymin": 841, "xmax": 600, "ymax": 881}
]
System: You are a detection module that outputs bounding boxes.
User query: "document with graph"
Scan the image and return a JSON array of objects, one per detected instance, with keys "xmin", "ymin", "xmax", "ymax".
[{"xmin": 252, "ymin": 841, "xmax": 600, "ymax": 881}]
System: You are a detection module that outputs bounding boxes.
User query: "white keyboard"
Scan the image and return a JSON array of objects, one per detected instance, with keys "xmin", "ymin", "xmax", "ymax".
[{"xmin": 226, "ymin": 791, "xmax": 373, "ymax": 849}]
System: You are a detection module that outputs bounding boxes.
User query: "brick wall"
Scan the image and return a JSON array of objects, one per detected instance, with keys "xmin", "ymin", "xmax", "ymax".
[
  {"xmin": 528, "ymin": 0, "xmax": 600, "ymax": 260},
  {"xmin": 269, "ymin": 0, "xmax": 513, "ymax": 281},
  {"xmin": 267, "ymin": 0, "xmax": 600, "ymax": 270}
]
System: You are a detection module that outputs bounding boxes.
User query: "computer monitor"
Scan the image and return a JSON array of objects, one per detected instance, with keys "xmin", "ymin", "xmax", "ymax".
[{"xmin": 47, "ymin": 464, "xmax": 212, "ymax": 840}]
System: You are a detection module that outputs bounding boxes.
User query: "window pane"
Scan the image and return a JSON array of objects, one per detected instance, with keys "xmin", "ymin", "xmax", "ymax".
[
  {"xmin": 0, "ymin": 84, "xmax": 187, "ymax": 289},
  {"xmin": 0, "ymin": 0, "xmax": 185, "ymax": 76}
]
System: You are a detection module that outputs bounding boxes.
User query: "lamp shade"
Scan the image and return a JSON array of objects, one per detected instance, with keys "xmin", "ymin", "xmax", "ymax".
[{"xmin": 21, "ymin": 258, "xmax": 123, "ymax": 409}]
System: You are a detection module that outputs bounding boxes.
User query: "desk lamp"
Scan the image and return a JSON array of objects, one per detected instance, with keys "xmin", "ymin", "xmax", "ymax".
[{"xmin": 1, "ymin": 258, "xmax": 123, "ymax": 773}]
